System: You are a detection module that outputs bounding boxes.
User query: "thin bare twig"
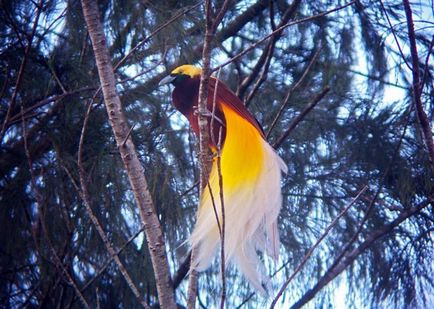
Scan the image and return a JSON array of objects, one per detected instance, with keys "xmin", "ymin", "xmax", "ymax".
[
  {"xmin": 210, "ymin": 68, "xmax": 222, "ymax": 148},
  {"xmin": 273, "ymin": 86, "xmax": 330, "ymax": 149},
  {"xmin": 244, "ymin": 40, "xmax": 275, "ymax": 107},
  {"xmin": 421, "ymin": 36, "xmax": 434, "ymax": 88},
  {"xmin": 403, "ymin": 0, "xmax": 434, "ymax": 170},
  {"xmin": 79, "ymin": 226, "xmax": 145, "ymax": 294},
  {"xmin": 348, "ymin": 69, "xmax": 409, "ymax": 90},
  {"xmin": 289, "ymin": 199, "xmax": 432, "ymax": 309},
  {"xmin": 240, "ymin": 0, "xmax": 302, "ymax": 103},
  {"xmin": 121, "ymin": 124, "xmax": 136, "ymax": 147},
  {"xmin": 216, "ymin": 126, "xmax": 226, "ymax": 309},
  {"xmin": 206, "ymin": 73, "xmax": 224, "ymax": 249},
  {"xmin": 288, "ymin": 105, "xmax": 414, "ymax": 308},
  {"xmin": 212, "ymin": 0, "xmax": 231, "ymax": 34},
  {"xmin": 172, "ymin": 251, "xmax": 192, "ymax": 289},
  {"xmin": 117, "ymin": 53, "xmax": 166, "ymax": 85},
  {"xmin": 77, "ymin": 99, "xmax": 149, "ymax": 308},
  {"xmin": 213, "ymin": 1, "xmax": 355, "ymax": 73},
  {"xmin": 187, "ymin": 1, "xmax": 230, "ymax": 307},
  {"xmin": 0, "ymin": 0, "xmax": 43, "ymax": 144},
  {"xmin": 180, "ymin": 180, "xmax": 200, "ymax": 197},
  {"xmin": 113, "ymin": 2, "xmax": 202, "ymax": 71},
  {"xmin": 47, "ymin": 61, "xmax": 67, "ymax": 94},
  {"xmin": 7, "ymin": 87, "xmax": 95, "ymax": 126},
  {"xmin": 270, "ymin": 185, "xmax": 368, "ymax": 308},
  {"xmin": 266, "ymin": 48, "xmax": 321, "ymax": 138},
  {"xmin": 208, "ymin": 68, "xmax": 227, "ymax": 308},
  {"xmin": 379, "ymin": 0, "xmax": 412, "ymax": 71},
  {"xmin": 0, "ymin": 69, "xmax": 9, "ymax": 101}
]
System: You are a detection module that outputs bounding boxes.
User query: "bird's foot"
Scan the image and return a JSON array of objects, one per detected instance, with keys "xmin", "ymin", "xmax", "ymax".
[{"xmin": 193, "ymin": 106, "xmax": 225, "ymax": 127}]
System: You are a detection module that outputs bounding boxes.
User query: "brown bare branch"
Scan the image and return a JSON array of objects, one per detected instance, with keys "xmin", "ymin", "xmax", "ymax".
[
  {"xmin": 80, "ymin": 0, "xmax": 176, "ymax": 307},
  {"xmin": 238, "ymin": 0, "xmax": 302, "ymax": 100},
  {"xmin": 113, "ymin": 2, "xmax": 202, "ymax": 72},
  {"xmin": 288, "ymin": 199, "xmax": 432, "ymax": 309},
  {"xmin": 209, "ymin": 69, "xmax": 227, "ymax": 308},
  {"xmin": 0, "ymin": 0, "xmax": 44, "ymax": 144},
  {"xmin": 188, "ymin": 1, "xmax": 231, "ymax": 307},
  {"xmin": 186, "ymin": 0, "xmax": 214, "ymax": 304},
  {"xmin": 172, "ymin": 252, "xmax": 192, "ymax": 289},
  {"xmin": 403, "ymin": 0, "xmax": 434, "ymax": 170},
  {"xmin": 77, "ymin": 99, "xmax": 148, "ymax": 308},
  {"xmin": 273, "ymin": 86, "xmax": 330, "ymax": 149},
  {"xmin": 266, "ymin": 48, "xmax": 320, "ymax": 138},
  {"xmin": 216, "ymin": 127, "xmax": 226, "ymax": 309},
  {"xmin": 270, "ymin": 185, "xmax": 368, "ymax": 308},
  {"xmin": 379, "ymin": 0, "xmax": 412, "ymax": 71},
  {"xmin": 213, "ymin": 1, "xmax": 356, "ymax": 73}
]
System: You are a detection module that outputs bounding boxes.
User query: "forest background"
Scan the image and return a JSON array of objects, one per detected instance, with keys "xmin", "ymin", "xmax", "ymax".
[{"xmin": 0, "ymin": 0, "xmax": 433, "ymax": 308}]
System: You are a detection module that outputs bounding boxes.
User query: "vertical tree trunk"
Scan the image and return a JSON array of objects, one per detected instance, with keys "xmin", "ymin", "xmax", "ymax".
[{"xmin": 80, "ymin": 1, "xmax": 176, "ymax": 308}]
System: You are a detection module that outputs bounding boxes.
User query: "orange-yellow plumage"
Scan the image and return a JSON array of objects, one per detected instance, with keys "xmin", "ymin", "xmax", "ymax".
[
  {"xmin": 160, "ymin": 65, "xmax": 287, "ymax": 292},
  {"xmin": 208, "ymin": 103, "xmax": 265, "ymax": 189}
]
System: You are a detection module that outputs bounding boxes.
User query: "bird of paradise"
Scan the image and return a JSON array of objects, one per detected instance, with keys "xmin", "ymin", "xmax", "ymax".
[{"xmin": 160, "ymin": 65, "xmax": 287, "ymax": 292}]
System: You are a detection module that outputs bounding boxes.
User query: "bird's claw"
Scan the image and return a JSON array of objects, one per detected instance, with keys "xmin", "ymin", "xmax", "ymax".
[{"xmin": 193, "ymin": 106, "xmax": 225, "ymax": 126}]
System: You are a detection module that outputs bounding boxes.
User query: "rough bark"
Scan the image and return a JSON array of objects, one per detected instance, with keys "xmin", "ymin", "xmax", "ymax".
[
  {"xmin": 187, "ymin": 1, "xmax": 230, "ymax": 307},
  {"xmin": 80, "ymin": 1, "xmax": 176, "ymax": 308},
  {"xmin": 186, "ymin": 0, "xmax": 214, "ymax": 303}
]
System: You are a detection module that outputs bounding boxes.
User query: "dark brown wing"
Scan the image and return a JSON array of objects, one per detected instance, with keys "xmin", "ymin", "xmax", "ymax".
[
  {"xmin": 172, "ymin": 76, "xmax": 227, "ymax": 148},
  {"xmin": 208, "ymin": 77, "xmax": 264, "ymax": 137}
]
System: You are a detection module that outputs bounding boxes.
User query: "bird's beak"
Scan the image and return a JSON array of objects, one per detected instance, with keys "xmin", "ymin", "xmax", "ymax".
[{"xmin": 159, "ymin": 74, "xmax": 176, "ymax": 86}]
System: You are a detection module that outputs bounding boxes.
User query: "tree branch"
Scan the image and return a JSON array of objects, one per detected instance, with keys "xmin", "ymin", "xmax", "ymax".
[
  {"xmin": 273, "ymin": 86, "xmax": 330, "ymax": 149},
  {"xmin": 270, "ymin": 185, "xmax": 368, "ymax": 308},
  {"xmin": 188, "ymin": 1, "xmax": 230, "ymax": 307},
  {"xmin": 80, "ymin": 1, "xmax": 176, "ymax": 308},
  {"xmin": 266, "ymin": 48, "xmax": 320, "ymax": 138},
  {"xmin": 186, "ymin": 0, "xmax": 214, "ymax": 305},
  {"xmin": 289, "ymin": 199, "xmax": 432, "ymax": 309},
  {"xmin": 77, "ymin": 99, "xmax": 149, "ymax": 308},
  {"xmin": 403, "ymin": 0, "xmax": 434, "ymax": 170},
  {"xmin": 238, "ymin": 0, "xmax": 302, "ymax": 101},
  {"xmin": 213, "ymin": 1, "xmax": 356, "ymax": 73},
  {"xmin": 0, "ymin": 0, "xmax": 43, "ymax": 145}
]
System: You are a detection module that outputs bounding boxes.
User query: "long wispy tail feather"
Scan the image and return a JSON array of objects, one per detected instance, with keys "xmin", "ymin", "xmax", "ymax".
[{"xmin": 189, "ymin": 103, "xmax": 287, "ymax": 292}]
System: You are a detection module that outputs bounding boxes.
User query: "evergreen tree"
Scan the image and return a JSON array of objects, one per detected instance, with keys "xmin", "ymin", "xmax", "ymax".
[{"xmin": 0, "ymin": 0, "xmax": 432, "ymax": 307}]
